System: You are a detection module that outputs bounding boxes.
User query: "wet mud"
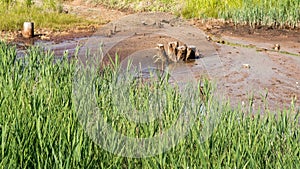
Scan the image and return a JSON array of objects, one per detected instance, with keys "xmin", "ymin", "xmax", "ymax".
[{"xmin": 6, "ymin": 10, "xmax": 300, "ymax": 112}]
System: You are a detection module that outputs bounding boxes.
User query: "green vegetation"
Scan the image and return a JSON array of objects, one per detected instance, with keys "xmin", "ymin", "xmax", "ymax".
[
  {"xmin": 1, "ymin": 0, "xmax": 299, "ymax": 31},
  {"xmin": 0, "ymin": 41, "xmax": 299, "ymax": 168},
  {"xmin": 183, "ymin": 0, "xmax": 300, "ymax": 28},
  {"xmin": 0, "ymin": 0, "xmax": 93, "ymax": 31},
  {"xmin": 98, "ymin": 0, "xmax": 180, "ymax": 12},
  {"xmin": 98, "ymin": 0, "xmax": 300, "ymax": 28}
]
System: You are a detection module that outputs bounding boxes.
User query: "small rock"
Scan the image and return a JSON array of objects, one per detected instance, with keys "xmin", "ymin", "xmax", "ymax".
[
  {"xmin": 217, "ymin": 40, "xmax": 225, "ymax": 44},
  {"xmin": 241, "ymin": 101, "xmax": 245, "ymax": 106},
  {"xmin": 107, "ymin": 30, "xmax": 113, "ymax": 37},
  {"xmin": 90, "ymin": 26, "xmax": 96, "ymax": 32},
  {"xmin": 206, "ymin": 35, "xmax": 212, "ymax": 41},
  {"xmin": 206, "ymin": 24, "xmax": 212, "ymax": 30},
  {"xmin": 156, "ymin": 21, "xmax": 163, "ymax": 28},
  {"xmin": 40, "ymin": 35, "xmax": 50, "ymax": 40},
  {"xmin": 242, "ymin": 64, "xmax": 250, "ymax": 69},
  {"xmin": 272, "ymin": 44, "xmax": 280, "ymax": 51},
  {"xmin": 63, "ymin": 8, "xmax": 68, "ymax": 14},
  {"xmin": 161, "ymin": 19, "xmax": 170, "ymax": 24}
]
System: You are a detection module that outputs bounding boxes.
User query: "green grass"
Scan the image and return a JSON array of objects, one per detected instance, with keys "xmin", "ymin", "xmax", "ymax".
[
  {"xmin": 97, "ymin": 0, "xmax": 300, "ymax": 28},
  {"xmin": 0, "ymin": 40, "xmax": 299, "ymax": 168},
  {"xmin": 183, "ymin": 0, "xmax": 300, "ymax": 28},
  {"xmin": 1, "ymin": 0, "xmax": 299, "ymax": 31},
  {"xmin": 95, "ymin": 0, "xmax": 182, "ymax": 14},
  {"xmin": 0, "ymin": 0, "xmax": 94, "ymax": 31}
]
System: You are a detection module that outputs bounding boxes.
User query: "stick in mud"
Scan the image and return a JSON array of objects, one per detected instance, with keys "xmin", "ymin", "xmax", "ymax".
[{"xmin": 113, "ymin": 25, "xmax": 117, "ymax": 34}]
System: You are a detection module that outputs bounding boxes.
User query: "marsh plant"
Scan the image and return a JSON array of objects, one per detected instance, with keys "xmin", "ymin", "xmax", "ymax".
[
  {"xmin": 0, "ymin": 0, "xmax": 92, "ymax": 31},
  {"xmin": 1, "ymin": 0, "xmax": 299, "ymax": 31},
  {"xmin": 0, "ymin": 41, "xmax": 299, "ymax": 168},
  {"xmin": 98, "ymin": 0, "xmax": 300, "ymax": 28}
]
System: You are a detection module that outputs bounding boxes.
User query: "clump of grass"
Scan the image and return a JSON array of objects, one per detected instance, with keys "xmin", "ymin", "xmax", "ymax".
[
  {"xmin": 96, "ymin": 0, "xmax": 299, "ymax": 28},
  {"xmin": 0, "ymin": 0, "xmax": 94, "ymax": 31},
  {"xmin": 0, "ymin": 41, "xmax": 299, "ymax": 168},
  {"xmin": 183, "ymin": 0, "xmax": 300, "ymax": 28},
  {"xmin": 94, "ymin": 0, "xmax": 181, "ymax": 13}
]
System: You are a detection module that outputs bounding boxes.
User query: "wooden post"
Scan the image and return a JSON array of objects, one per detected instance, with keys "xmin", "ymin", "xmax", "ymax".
[{"xmin": 22, "ymin": 22, "xmax": 34, "ymax": 38}]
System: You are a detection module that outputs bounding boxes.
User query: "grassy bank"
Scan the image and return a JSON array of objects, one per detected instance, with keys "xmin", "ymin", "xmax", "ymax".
[
  {"xmin": 98, "ymin": 0, "xmax": 300, "ymax": 28},
  {"xmin": 0, "ymin": 0, "xmax": 93, "ymax": 31},
  {"xmin": 1, "ymin": 0, "xmax": 299, "ymax": 31},
  {"xmin": 98, "ymin": 0, "xmax": 180, "ymax": 13},
  {"xmin": 0, "ymin": 41, "xmax": 299, "ymax": 168},
  {"xmin": 183, "ymin": 0, "xmax": 300, "ymax": 28}
]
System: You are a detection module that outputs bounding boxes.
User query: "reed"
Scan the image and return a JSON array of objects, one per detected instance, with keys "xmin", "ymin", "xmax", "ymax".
[
  {"xmin": 0, "ymin": 41, "xmax": 299, "ymax": 168},
  {"xmin": 182, "ymin": 0, "xmax": 300, "ymax": 28},
  {"xmin": 98, "ymin": 0, "xmax": 300, "ymax": 28}
]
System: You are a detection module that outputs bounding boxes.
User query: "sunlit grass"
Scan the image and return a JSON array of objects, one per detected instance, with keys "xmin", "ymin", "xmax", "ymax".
[
  {"xmin": 182, "ymin": 0, "xmax": 300, "ymax": 28},
  {"xmin": 95, "ymin": 0, "xmax": 181, "ymax": 13},
  {"xmin": 98, "ymin": 0, "xmax": 300, "ymax": 28},
  {"xmin": 0, "ymin": 1, "xmax": 94, "ymax": 31},
  {"xmin": 1, "ymin": 0, "xmax": 299, "ymax": 31},
  {"xmin": 0, "ymin": 41, "xmax": 299, "ymax": 168}
]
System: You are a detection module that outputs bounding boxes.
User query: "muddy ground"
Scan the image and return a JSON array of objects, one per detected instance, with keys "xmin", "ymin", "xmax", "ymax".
[{"xmin": 2, "ymin": 1, "xmax": 300, "ymax": 112}]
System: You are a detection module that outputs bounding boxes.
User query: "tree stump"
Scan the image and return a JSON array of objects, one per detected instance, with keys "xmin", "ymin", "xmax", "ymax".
[
  {"xmin": 22, "ymin": 22, "xmax": 34, "ymax": 38},
  {"xmin": 167, "ymin": 41, "xmax": 179, "ymax": 62},
  {"xmin": 176, "ymin": 44, "xmax": 187, "ymax": 61},
  {"xmin": 186, "ymin": 46, "xmax": 196, "ymax": 60}
]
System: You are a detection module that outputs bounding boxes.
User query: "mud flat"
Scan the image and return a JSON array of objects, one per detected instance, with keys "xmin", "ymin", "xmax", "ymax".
[{"xmin": 15, "ymin": 12, "xmax": 300, "ymax": 112}]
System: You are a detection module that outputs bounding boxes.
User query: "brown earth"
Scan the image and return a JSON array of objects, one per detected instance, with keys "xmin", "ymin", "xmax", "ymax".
[
  {"xmin": 2, "ymin": 1, "xmax": 299, "ymax": 112},
  {"xmin": 3, "ymin": 1, "xmax": 299, "ymax": 53},
  {"xmin": 106, "ymin": 34, "xmax": 184, "ymax": 63},
  {"xmin": 1, "ymin": 0, "xmax": 126, "ymax": 46},
  {"xmin": 192, "ymin": 19, "xmax": 300, "ymax": 50}
]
